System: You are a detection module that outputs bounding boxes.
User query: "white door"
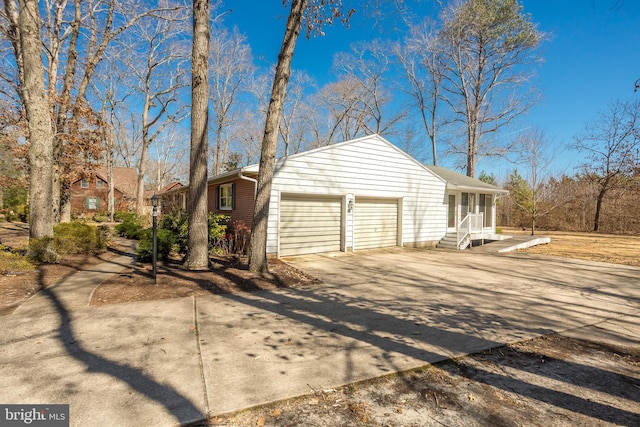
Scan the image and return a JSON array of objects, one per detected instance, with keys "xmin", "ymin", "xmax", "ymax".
[
  {"xmin": 354, "ymin": 198, "xmax": 398, "ymax": 250},
  {"xmin": 279, "ymin": 195, "xmax": 342, "ymax": 256}
]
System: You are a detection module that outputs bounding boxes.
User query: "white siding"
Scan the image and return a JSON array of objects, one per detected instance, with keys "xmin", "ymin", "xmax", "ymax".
[
  {"xmin": 266, "ymin": 135, "xmax": 447, "ymax": 255},
  {"xmin": 354, "ymin": 198, "xmax": 398, "ymax": 250}
]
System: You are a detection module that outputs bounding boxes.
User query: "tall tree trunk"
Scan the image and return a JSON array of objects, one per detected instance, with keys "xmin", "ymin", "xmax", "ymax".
[
  {"xmin": 530, "ymin": 216, "xmax": 535, "ymax": 236},
  {"xmin": 19, "ymin": 0, "xmax": 54, "ymax": 239},
  {"xmin": 248, "ymin": 0, "xmax": 307, "ymax": 273},
  {"xmin": 183, "ymin": 0, "xmax": 210, "ymax": 270},
  {"xmin": 59, "ymin": 180, "xmax": 72, "ymax": 222},
  {"xmin": 136, "ymin": 146, "xmax": 149, "ymax": 216},
  {"xmin": 137, "ymin": 91, "xmax": 153, "ymax": 216},
  {"xmin": 53, "ymin": 0, "xmax": 81, "ymax": 223},
  {"xmin": 593, "ymin": 187, "xmax": 606, "ymax": 232},
  {"xmin": 107, "ymin": 127, "xmax": 115, "ymax": 222},
  {"xmin": 214, "ymin": 121, "xmax": 223, "ymax": 175}
]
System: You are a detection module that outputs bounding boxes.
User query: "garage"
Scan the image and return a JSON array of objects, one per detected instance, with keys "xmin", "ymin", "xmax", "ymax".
[
  {"xmin": 354, "ymin": 198, "xmax": 399, "ymax": 250},
  {"xmin": 279, "ymin": 194, "xmax": 343, "ymax": 256}
]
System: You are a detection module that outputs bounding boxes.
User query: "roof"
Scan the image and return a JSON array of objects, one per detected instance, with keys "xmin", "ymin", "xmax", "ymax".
[
  {"xmin": 163, "ymin": 135, "xmax": 514, "ymax": 196},
  {"xmin": 424, "ymin": 165, "xmax": 507, "ymax": 193},
  {"xmin": 72, "ymin": 166, "xmax": 137, "ymax": 198},
  {"xmin": 96, "ymin": 167, "xmax": 138, "ymax": 198},
  {"xmin": 159, "ymin": 182, "xmax": 183, "ymax": 193},
  {"xmin": 160, "ymin": 166, "xmax": 260, "ymax": 196}
]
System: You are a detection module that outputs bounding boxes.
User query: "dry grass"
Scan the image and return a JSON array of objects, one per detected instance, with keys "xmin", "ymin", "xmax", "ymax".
[{"xmin": 502, "ymin": 228, "xmax": 640, "ymax": 267}]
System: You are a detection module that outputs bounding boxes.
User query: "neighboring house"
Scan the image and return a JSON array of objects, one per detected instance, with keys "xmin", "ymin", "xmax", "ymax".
[
  {"xmin": 161, "ymin": 168, "xmax": 257, "ymax": 228},
  {"xmin": 160, "ymin": 134, "xmax": 506, "ymax": 256},
  {"xmin": 157, "ymin": 182, "xmax": 184, "ymax": 213},
  {"xmin": 71, "ymin": 167, "xmax": 138, "ymax": 216}
]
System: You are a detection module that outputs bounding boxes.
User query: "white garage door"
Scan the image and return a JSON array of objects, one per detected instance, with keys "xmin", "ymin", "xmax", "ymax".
[
  {"xmin": 279, "ymin": 195, "xmax": 342, "ymax": 256},
  {"xmin": 354, "ymin": 198, "xmax": 398, "ymax": 250}
]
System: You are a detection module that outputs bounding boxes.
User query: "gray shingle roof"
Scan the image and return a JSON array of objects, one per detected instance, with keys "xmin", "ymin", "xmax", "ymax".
[{"xmin": 424, "ymin": 165, "xmax": 506, "ymax": 192}]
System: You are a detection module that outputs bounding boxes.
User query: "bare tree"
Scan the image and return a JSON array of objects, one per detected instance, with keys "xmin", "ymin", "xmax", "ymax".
[
  {"xmin": 3, "ymin": 0, "xmax": 183, "ymax": 222},
  {"xmin": 151, "ymin": 126, "xmax": 189, "ymax": 191},
  {"xmin": 439, "ymin": 0, "xmax": 543, "ymax": 177},
  {"xmin": 15, "ymin": 0, "xmax": 54, "ymax": 239},
  {"xmin": 279, "ymin": 70, "xmax": 315, "ymax": 156},
  {"xmin": 183, "ymin": 0, "xmax": 210, "ymax": 270},
  {"xmin": 333, "ymin": 40, "xmax": 404, "ymax": 137},
  {"xmin": 52, "ymin": 0, "xmax": 165, "ymax": 222},
  {"xmin": 121, "ymin": 6, "xmax": 190, "ymax": 215},
  {"xmin": 209, "ymin": 27, "xmax": 254, "ymax": 175},
  {"xmin": 235, "ymin": 109, "xmax": 265, "ymax": 166},
  {"xmin": 248, "ymin": 0, "xmax": 354, "ymax": 273},
  {"xmin": 90, "ymin": 46, "xmax": 136, "ymax": 221},
  {"xmin": 0, "ymin": 0, "xmax": 25, "ymax": 105},
  {"xmin": 315, "ymin": 76, "xmax": 368, "ymax": 143},
  {"xmin": 396, "ymin": 19, "xmax": 445, "ymax": 165},
  {"xmin": 513, "ymin": 128, "xmax": 562, "ymax": 235},
  {"xmin": 574, "ymin": 99, "xmax": 640, "ymax": 232},
  {"xmin": 111, "ymin": 111, "xmax": 142, "ymax": 168}
]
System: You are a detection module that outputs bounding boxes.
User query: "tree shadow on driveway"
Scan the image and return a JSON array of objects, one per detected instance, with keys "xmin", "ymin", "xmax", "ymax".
[
  {"xmin": 215, "ymin": 258, "xmax": 640, "ymax": 425},
  {"xmin": 40, "ymin": 269, "xmax": 205, "ymax": 426}
]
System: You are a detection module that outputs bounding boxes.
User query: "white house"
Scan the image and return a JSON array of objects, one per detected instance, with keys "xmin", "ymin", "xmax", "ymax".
[{"xmin": 160, "ymin": 134, "xmax": 505, "ymax": 256}]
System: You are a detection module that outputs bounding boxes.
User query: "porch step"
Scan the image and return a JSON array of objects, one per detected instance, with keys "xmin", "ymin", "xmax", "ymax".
[{"xmin": 438, "ymin": 233, "xmax": 469, "ymax": 250}]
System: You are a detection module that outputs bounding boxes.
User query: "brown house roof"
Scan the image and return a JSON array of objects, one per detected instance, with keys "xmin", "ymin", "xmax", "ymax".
[
  {"xmin": 159, "ymin": 182, "xmax": 183, "ymax": 194},
  {"xmin": 73, "ymin": 167, "xmax": 138, "ymax": 199}
]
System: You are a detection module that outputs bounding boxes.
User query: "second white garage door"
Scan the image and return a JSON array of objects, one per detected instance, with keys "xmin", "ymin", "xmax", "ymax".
[
  {"xmin": 279, "ymin": 195, "xmax": 342, "ymax": 256},
  {"xmin": 354, "ymin": 198, "xmax": 399, "ymax": 250}
]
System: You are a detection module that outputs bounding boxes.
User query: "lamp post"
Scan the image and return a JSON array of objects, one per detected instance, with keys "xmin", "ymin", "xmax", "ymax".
[{"xmin": 151, "ymin": 194, "xmax": 158, "ymax": 284}]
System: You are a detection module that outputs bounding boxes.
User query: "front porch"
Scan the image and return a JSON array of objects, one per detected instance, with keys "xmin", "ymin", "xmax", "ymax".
[
  {"xmin": 438, "ymin": 213, "xmax": 499, "ymax": 250},
  {"xmin": 438, "ymin": 213, "xmax": 551, "ymax": 251}
]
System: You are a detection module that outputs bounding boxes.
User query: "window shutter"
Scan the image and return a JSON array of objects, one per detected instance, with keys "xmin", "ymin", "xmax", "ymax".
[
  {"xmin": 85, "ymin": 197, "xmax": 89, "ymax": 209},
  {"xmin": 231, "ymin": 183, "xmax": 236, "ymax": 210},
  {"xmin": 215, "ymin": 186, "xmax": 219, "ymax": 209}
]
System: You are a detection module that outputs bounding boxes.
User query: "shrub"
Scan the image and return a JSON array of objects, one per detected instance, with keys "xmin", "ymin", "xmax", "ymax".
[
  {"xmin": 137, "ymin": 228, "xmax": 175, "ymax": 262},
  {"xmin": 157, "ymin": 210, "xmax": 230, "ymax": 255},
  {"xmin": 53, "ymin": 221, "xmax": 108, "ymax": 255},
  {"xmin": 114, "ymin": 211, "xmax": 136, "ymax": 222},
  {"xmin": 28, "ymin": 237, "xmax": 62, "ymax": 264},
  {"xmin": 225, "ymin": 220, "xmax": 251, "ymax": 255},
  {"xmin": 2, "ymin": 208, "xmax": 27, "ymax": 223},
  {"xmin": 0, "ymin": 245, "xmax": 35, "ymax": 274},
  {"xmin": 26, "ymin": 222, "xmax": 108, "ymax": 264},
  {"xmin": 114, "ymin": 213, "xmax": 145, "ymax": 239},
  {"xmin": 160, "ymin": 209, "xmax": 188, "ymax": 253},
  {"xmin": 208, "ymin": 213, "xmax": 230, "ymax": 252},
  {"xmin": 92, "ymin": 214, "xmax": 109, "ymax": 223}
]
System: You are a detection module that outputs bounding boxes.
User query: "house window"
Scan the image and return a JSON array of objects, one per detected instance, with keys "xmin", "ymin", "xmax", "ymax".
[
  {"xmin": 96, "ymin": 179, "xmax": 104, "ymax": 189},
  {"xmin": 219, "ymin": 183, "xmax": 234, "ymax": 210},
  {"xmin": 81, "ymin": 179, "xmax": 89, "ymax": 188}
]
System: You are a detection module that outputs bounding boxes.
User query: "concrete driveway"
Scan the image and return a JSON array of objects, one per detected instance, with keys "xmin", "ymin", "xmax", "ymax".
[
  {"xmin": 284, "ymin": 248, "xmax": 640, "ymax": 349},
  {"xmin": 204, "ymin": 248, "xmax": 640, "ymax": 415},
  {"xmin": 1, "ymin": 247, "xmax": 638, "ymax": 426}
]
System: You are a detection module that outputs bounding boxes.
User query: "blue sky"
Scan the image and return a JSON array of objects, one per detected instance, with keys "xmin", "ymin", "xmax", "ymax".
[{"xmin": 225, "ymin": 0, "xmax": 640, "ymax": 178}]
